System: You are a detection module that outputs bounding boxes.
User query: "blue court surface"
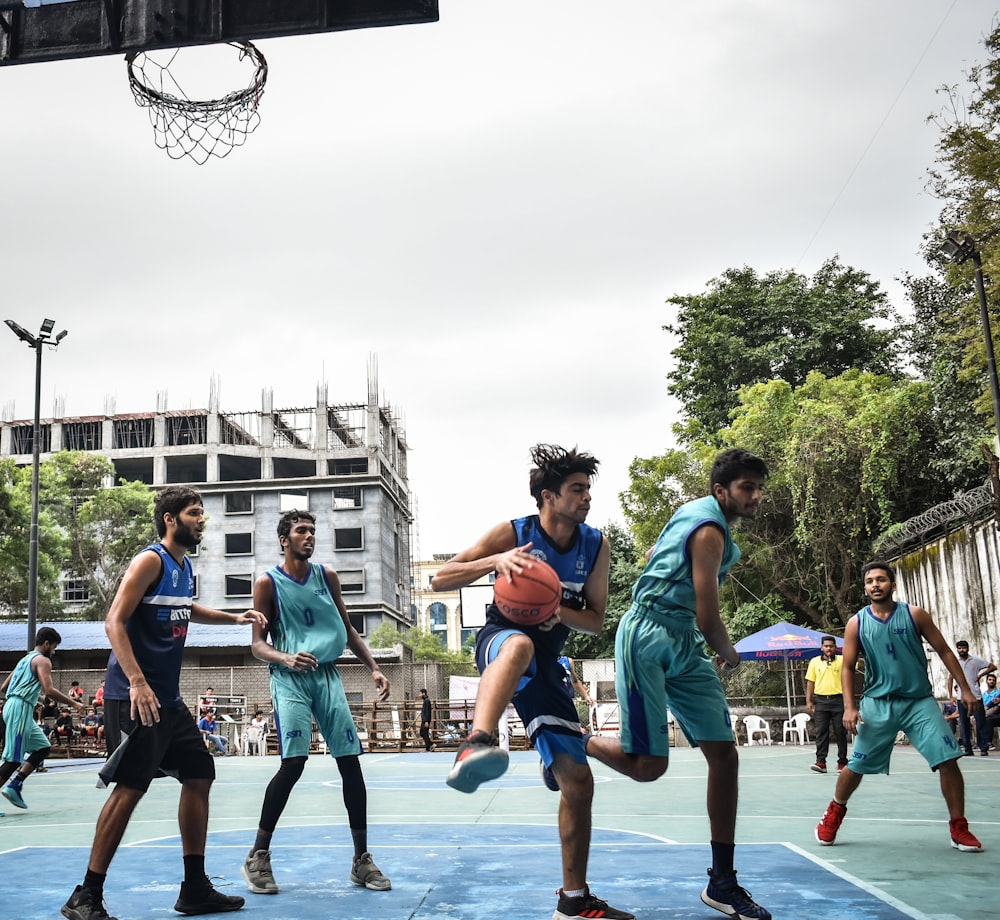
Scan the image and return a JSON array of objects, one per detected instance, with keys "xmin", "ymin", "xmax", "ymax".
[{"xmin": 1, "ymin": 747, "xmax": 994, "ymax": 919}]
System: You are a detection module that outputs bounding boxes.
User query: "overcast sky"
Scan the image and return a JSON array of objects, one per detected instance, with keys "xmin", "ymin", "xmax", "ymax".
[{"xmin": 1, "ymin": 0, "xmax": 995, "ymax": 556}]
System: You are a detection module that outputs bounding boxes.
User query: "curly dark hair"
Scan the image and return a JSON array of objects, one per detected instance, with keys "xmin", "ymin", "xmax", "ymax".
[
  {"xmin": 528, "ymin": 444, "xmax": 600, "ymax": 509},
  {"xmin": 277, "ymin": 509, "xmax": 317, "ymax": 550}
]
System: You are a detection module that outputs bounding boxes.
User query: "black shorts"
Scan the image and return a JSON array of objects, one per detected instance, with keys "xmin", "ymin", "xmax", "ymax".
[{"xmin": 101, "ymin": 701, "xmax": 215, "ymax": 792}]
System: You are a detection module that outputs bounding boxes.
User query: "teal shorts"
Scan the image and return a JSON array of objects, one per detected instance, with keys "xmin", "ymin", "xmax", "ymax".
[
  {"xmin": 269, "ymin": 661, "xmax": 362, "ymax": 760},
  {"xmin": 847, "ymin": 694, "xmax": 962, "ymax": 774},
  {"xmin": 615, "ymin": 604, "xmax": 734, "ymax": 757},
  {"xmin": 2, "ymin": 696, "xmax": 48, "ymax": 763}
]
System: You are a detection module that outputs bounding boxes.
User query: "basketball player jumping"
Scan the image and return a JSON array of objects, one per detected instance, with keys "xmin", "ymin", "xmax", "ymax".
[{"xmin": 432, "ymin": 444, "xmax": 633, "ymax": 920}]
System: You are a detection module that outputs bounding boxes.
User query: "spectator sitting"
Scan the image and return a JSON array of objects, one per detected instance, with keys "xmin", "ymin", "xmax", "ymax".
[
  {"xmin": 81, "ymin": 707, "xmax": 105, "ymax": 743},
  {"xmin": 198, "ymin": 709, "xmax": 228, "ymax": 755},
  {"xmin": 245, "ymin": 710, "xmax": 267, "ymax": 756},
  {"xmin": 40, "ymin": 695, "xmax": 58, "ymax": 721},
  {"xmin": 55, "ymin": 708, "xmax": 77, "ymax": 741},
  {"xmin": 91, "ymin": 680, "xmax": 105, "ymax": 709},
  {"xmin": 68, "ymin": 681, "xmax": 84, "ymax": 704}
]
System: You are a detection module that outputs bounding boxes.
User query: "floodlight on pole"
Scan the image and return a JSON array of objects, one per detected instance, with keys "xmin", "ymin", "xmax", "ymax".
[
  {"xmin": 938, "ymin": 230, "xmax": 1000, "ymax": 448},
  {"xmin": 4, "ymin": 317, "xmax": 68, "ymax": 651}
]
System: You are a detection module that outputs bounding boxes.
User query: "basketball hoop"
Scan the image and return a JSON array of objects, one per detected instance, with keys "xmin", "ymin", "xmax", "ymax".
[{"xmin": 126, "ymin": 41, "xmax": 268, "ymax": 165}]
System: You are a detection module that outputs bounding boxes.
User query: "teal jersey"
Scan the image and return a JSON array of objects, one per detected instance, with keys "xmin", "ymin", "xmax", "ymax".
[
  {"xmin": 631, "ymin": 495, "xmax": 740, "ymax": 622},
  {"xmin": 266, "ymin": 563, "xmax": 348, "ymax": 668},
  {"xmin": 6, "ymin": 650, "xmax": 42, "ymax": 704},
  {"xmin": 856, "ymin": 601, "xmax": 932, "ymax": 699}
]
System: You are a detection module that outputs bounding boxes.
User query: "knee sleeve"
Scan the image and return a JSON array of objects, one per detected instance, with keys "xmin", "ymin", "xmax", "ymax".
[{"xmin": 26, "ymin": 748, "xmax": 49, "ymax": 768}]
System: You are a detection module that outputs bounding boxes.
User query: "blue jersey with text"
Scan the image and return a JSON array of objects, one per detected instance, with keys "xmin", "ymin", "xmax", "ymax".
[
  {"xmin": 631, "ymin": 495, "xmax": 739, "ymax": 622},
  {"xmin": 484, "ymin": 515, "xmax": 604, "ymax": 657},
  {"xmin": 267, "ymin": 564, "xmax": 348, "ymax": 669},
  {"xmin": 105, "ymin": 544, "xmax": 194, "ymax": 707},
  {"xmin": 856, "ymin": 601, "xmax": 932, "ymax": 699}
]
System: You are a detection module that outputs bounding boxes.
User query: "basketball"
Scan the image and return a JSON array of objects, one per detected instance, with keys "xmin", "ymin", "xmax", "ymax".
[{"xmin": 493, "ymin": 560, "xmax": 562, "ymax": 626}]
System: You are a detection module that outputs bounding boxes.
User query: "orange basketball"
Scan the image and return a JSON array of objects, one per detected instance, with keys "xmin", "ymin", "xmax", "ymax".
[{"xmin": 493, "ymin": 560, "xmax": 562, "ymax": 626}]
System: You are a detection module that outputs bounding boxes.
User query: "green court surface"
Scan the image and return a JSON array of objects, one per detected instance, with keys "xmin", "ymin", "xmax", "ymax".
[{"xmin": 1, "ymin": 745, "xmax": 993, "ymax": 919}]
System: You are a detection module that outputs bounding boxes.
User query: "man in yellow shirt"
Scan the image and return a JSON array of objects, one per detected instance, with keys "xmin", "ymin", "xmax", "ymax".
[{"xmin": 805, "ymin": 636, "xmax": 847, "ymax": 773}]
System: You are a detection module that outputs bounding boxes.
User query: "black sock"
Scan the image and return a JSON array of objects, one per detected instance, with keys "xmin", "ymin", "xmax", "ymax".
[
  {"xmin": 711, "ymin": 841, "xmax": 735, "ymax": 878},
  {"xmin": 351, "ymin": 827, "xmax": 368, "ymax": 859},
  {"xmin": 251, "ymin": 829, "xmax": 272, "ymax": 856},
  {"xmin": 183, "ymin": 854, "xmax": 207, "ymax": 887},
  {"xmin": 83, "ymin": 869, "xmax": 107, "ymax": 894}
]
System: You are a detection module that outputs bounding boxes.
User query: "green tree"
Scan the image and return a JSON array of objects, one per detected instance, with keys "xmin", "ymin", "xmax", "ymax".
[
  {"xmin": 35, "ymin": 452, "xmax": 155, "ymax": 621},
  {"xmin": 925, "ymin": 24, "xmax": 1000, "ymax": 462},
  {"xmin": 901, "ymin": 271, "xmax": 988, "ymax": 493},
  {"xmin": 369, "ymin": 622, "xmax": 403, "ymax": 648},
  {"xmin": 0, "ymin": 458, "xmax": 65, "ymax": 618},
  {"xmin": 726, "ymin": 371, "xmax": 947, "ymax": 627},
  {"xmin": 72, "ymin": 481, "xmax": 156, "ymax": 619},
  {"xmin": 664, "ymin": 259, "xmax": 899, "ymax": 436}
]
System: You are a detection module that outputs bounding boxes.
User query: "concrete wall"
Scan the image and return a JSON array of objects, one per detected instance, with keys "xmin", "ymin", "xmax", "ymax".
[{"xmin": 892, "ymin": 519, "xmax": 1000, "ymax": 695}]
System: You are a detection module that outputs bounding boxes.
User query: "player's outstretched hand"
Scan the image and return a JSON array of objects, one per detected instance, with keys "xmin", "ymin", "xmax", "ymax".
[{"xmin": 236, "ymin": 608, "xmax": 268, "ymax": 627}]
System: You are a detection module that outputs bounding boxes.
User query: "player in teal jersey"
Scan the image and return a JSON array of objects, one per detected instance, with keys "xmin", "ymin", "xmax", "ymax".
[
  {"xmin": 241, "ymin": 509, "xmax": 391, "ymax": 897},
  {"xmin": 815, "ymin": 560, "xmax": 984, "ymax": 852},
  {"xmin": 586, "ymin": 448, "xmax": 772, "ymax": 920},
  {"xmin": 0, "ymin": 626, "xmax": 84, "ymax": 813}
]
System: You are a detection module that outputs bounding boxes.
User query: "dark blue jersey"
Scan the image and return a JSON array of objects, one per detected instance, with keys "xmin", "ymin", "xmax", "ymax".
[
  {"xmin": 105, "ymin": 543, "xmax": 194, "ymax": 707},
  {"xmin": 484, "ymin": 514, "xmax": 603, "ymax": 657}
]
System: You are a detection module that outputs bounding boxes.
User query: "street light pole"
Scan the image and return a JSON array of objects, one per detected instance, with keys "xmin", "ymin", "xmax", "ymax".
[
  {"xmin": 938, "ymin": 232, "xmax": 1000, "ymax": 444},
  {"xmin": 4, "ymin": 318, "xmax": 68, "ymax": 650},
  {"xmin": 970, "ymin": 249, "xmax": 1000, "ymax": 443}
]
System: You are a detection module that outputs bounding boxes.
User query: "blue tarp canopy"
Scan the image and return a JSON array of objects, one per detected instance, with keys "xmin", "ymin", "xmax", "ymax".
[
  {"xmin": 734, "ymin": 621, "xmax": 843, "ymax": 660},
  {"xmin": 734, "ymin": 621, "xmax": 844, "ymax": 720}
]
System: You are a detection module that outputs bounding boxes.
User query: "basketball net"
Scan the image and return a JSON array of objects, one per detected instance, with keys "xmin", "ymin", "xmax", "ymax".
[{"xmin": 126, "ymin": 41, "xmax": 268, "ymax": 165}]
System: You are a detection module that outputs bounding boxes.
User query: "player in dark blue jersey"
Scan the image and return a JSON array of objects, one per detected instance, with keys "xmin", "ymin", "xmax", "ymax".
[
  {"xmin": 62, "ymin": 486, "xmax": 265, "ymax": 920},
  {"xmin": 432, "ymin": 444, "xmax": 633, "ymax": 920}
]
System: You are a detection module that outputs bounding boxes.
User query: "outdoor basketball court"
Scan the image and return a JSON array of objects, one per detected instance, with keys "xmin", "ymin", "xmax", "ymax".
[{"xmin": 1, "ymin": 745, "xmax": 994, "ymax": 919}]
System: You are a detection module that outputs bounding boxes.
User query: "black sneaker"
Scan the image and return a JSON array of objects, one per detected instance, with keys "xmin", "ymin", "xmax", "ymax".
[
  {"xmin": 553, "ymin": 885, "xmax": 635, "ymax": 920},
  {"xmin": 173, "ymin": 878, "xmax": 245, "ymax": 915},
  {"xmin": 446, "ymin": 729, "xmax": 509, "ymax": 793},
  {"xmin": 61, "ymin": 885, "xmax": 118, "ymax": 920},
  {"xmin": 701, "ymin": 869, "xmax": 771, "ymax": 920}
]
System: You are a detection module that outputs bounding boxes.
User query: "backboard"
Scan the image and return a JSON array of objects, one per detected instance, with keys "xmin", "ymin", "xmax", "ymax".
[{"xmin": 0, "ymin": 0, "xmax": 439, "ymax": 66}]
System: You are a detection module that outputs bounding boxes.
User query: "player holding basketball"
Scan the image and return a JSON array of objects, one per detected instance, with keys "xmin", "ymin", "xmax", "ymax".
[
  {"xmin": 240, "ymin": 509, "xmax": 391, "ymax": 897},
  {"xmin": 585, "ymin": 448, "xmax": 772, "ymax": 920},
  {"xmin": 432, "ymin": 444, "xmax": 633, "ymax": 920},
  {"xmin": 61, "ymin": 486, "xmax": 265, "ymax": 920},
  {"xmin": 814, "ymin": 560, "xmax": 983, "ymax": 852}
]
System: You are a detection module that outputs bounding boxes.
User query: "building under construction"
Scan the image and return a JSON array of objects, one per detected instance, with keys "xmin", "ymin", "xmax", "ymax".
[{"xmin": 0, "ymin": 372, "xmax": 413, "ymax": 637}]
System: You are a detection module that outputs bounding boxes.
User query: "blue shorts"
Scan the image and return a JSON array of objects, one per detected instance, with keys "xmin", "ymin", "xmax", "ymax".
[
  {"xmin": 615, "ymin": 604, "xmax": 734, "ymax": 757},
  {"xmin": 2, "ymin": 696, "xmax": 49, "ymax": 763},
  {"xmin": 270, "ymin": 661, "xmax": 362, "ymax": 759},
  {"xmin": 847, "ymin": 694, "xmax": 962, "ymax": 774},
  {"xmin": 475, "ymin": 623, "xmax": 587, "ymax": 769}
]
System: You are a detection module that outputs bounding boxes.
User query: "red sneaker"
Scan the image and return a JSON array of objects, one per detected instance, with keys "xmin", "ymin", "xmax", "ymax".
[
  {"xmin": 949, "ymin": 817, "xmax": 983, "ymax": 852},
  {"xmin": 810, "ymin": 762, "xmax": 827, "ymax": 773},
  {"xmin": 815, "ymin": 800, "xmax": 847, "ymax": 845}
]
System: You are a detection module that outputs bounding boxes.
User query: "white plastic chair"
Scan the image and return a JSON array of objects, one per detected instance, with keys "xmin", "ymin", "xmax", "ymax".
[
  {"xmin": 782, "ymin": 712, "xmax": 811, "ymax": 745},
  {"xmin": 743, "ymin": 714, "xmax": 772, "ymax": 746}
]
